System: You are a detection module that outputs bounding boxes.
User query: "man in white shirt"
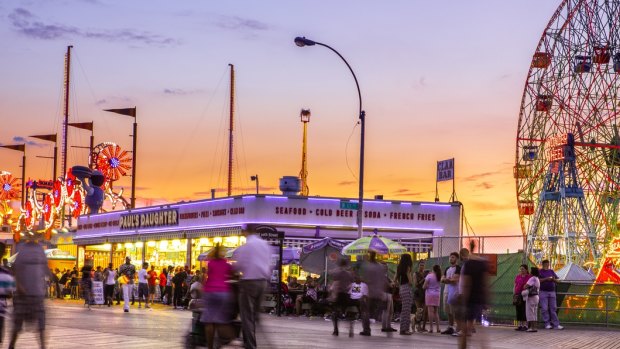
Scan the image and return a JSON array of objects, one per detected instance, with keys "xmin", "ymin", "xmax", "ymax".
[
  {"xmin": 103, "ymin": 263, "xmax": 116, "ymax": 307},
  {"xmin": 441, "ymin": 252, "xmax": 461, "ymax": 335},
  {"xmin": 349, "ymin": 276, "xmax": 368, "ymax": 322},
  {"xmin": 137, "ymin": 262, "xmax": 150, "ymax": 309},
  {"xmin": 234, "ymin": 232, "xmax": 271, "ymax": 349}
]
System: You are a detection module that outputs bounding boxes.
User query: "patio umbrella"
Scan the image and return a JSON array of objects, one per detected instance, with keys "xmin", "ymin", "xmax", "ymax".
[
  {"xmin": 341, "ymin": 234, "xmax": 407, "ymax": 256},
  {"xmin": 299, "ymin": 238, "xmax": 347, "ymax": 286}
]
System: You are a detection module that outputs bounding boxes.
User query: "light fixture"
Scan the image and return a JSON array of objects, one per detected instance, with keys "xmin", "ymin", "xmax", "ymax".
[
  {"xmin": 147, "ymin": 241, "xmax": 156, "ymax": 247},
  {"xmin": 135, "ymin": 241, "xmax": 144, "ymax": 248}
]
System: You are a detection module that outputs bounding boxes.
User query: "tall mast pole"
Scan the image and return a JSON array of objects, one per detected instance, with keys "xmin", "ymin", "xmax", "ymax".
[
  {"xmin": 227, "ymin": 64, "xmax": 235, "ymax": 197},
  {"xmin": 131, "ymin": 109, "xmax": 137, "ymax": 209},
  {"xmin": 21, "ymin": 152, "xmax": 26, "ymax": 207},
  {"xmin": 62, "ymin": 45, "xmax": 73, "ymax": 178}
]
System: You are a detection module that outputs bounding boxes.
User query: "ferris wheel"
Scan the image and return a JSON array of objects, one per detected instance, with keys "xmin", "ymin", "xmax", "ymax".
[{"xmin": 516, "ymin": 0, "xmax": 620, "ymax": 267}]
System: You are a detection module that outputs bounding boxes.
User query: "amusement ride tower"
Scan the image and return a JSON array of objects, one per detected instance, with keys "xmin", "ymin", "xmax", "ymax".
[{"xmin": 299, "ymin": 109, "xmax": 311, "ymax": 196}]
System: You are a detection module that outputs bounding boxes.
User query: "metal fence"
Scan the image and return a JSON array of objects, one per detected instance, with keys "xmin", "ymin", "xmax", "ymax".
[{"xmin": 399, "ymin": 235, "xmax": 526, "ymax": 263}]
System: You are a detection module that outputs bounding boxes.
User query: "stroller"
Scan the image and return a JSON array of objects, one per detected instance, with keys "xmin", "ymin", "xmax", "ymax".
[{"xmin": 185, "ymin": 283, "xmax": 242, "ymax": 349}]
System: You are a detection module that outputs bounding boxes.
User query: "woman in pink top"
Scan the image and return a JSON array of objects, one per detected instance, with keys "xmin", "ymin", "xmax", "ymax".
[
  {"xmin": 200, "ymin": 245, "xmax": 234, "ymax": 349},
  {"xmin": 423, "ymin": 265, "xmax": 442, "ymax": 333},
  {"xmin": 513, "ymin": 264, "xmax": 531, "ymax": 331}
]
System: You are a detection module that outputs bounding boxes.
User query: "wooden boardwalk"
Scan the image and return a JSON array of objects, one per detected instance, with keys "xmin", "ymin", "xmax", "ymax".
[{"xmin": 2, "ymin": 299, "xmax": 619, "ymax": 349}]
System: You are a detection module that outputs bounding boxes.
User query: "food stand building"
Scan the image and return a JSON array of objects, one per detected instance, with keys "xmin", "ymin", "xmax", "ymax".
[{"xmin": 73, "ymin": 194, "xmax": 462, "ymax": 268}]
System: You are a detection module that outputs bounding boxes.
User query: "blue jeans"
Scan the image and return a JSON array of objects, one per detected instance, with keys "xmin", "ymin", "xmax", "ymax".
[{"xmin": 539, "ymin": 290, "xmax": 559, "ymax": 327}]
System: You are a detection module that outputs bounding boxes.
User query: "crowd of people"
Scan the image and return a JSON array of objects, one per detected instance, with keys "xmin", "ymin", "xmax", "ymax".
[
  {"xmin": 268, "ymin": 246, "xmax": 491, "ymax": 349},
  {"xmin": 45, "ymin": 257, "xmax": 207, "ymax": 313},
  {"xmin": 0, "ymin": 231, "xmax": 571, "ymax": 349}
]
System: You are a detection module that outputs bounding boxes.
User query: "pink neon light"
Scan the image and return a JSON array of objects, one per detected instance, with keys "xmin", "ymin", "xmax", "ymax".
[{"xmin": 76, "ymin": 220, "xmax": 441, "ymax": 239}]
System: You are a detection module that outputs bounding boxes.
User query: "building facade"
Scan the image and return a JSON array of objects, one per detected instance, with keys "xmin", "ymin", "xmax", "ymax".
[{"xmin": 74, "ymin": 194, "xmax": 462, "ymax": 269}]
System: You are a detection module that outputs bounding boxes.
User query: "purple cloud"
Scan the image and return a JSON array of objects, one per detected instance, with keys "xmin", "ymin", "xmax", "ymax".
[
  {"xmin": 216, "ymin": 15, "xmax": 271, "ymax": 32},
  {"xmin": 163, "ymin": 88, "xmax": 203, "ymax": 96},
  {"xmin": 9, "ymin": 8, "xmax": 178, "ymax": 46},
  {"xmin": 12, "ymin": 136, "xmax": 44, "ymax": 147}
]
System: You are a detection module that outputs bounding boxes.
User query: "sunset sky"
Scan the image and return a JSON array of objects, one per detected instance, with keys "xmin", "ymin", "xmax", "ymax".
[{"xmin": 0, "ymin": 0, "xmax": 562, "ymax": 236}]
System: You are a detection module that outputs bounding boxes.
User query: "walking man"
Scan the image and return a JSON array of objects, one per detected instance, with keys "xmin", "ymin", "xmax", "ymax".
[
  {"xmin": 360, "ymin": 250, "xmax": 389, "ymax": 336},
  {"xmin": 539, "ymin": 259, "xmax": 564, "ymax": 330},
  {"xmin": 458, "ymin": 247, "xmax": 489, "ymax": 349},
  {"xmin": 8, "ymin": 234, "xmax": 48, "ymax": 349},
  {"xmin": 234, "ymin": 231, "xmax": 271, "ymax": 349},
  {"xmin": 330, "ymin": 259, "xmax": 354, "ymax": 337},
  {"xmin": 440, "ymin": 252, "xmax": 460, "ymax": 335},
  {"xmin": 119, "ymin": 256, "xmax": 136, "ymax": 313}
]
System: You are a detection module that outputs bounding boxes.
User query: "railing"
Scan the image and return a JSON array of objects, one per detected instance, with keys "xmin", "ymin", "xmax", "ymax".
[{"xmin": 555, "ymin": 291, "xmax": 620, "ymax": 327}]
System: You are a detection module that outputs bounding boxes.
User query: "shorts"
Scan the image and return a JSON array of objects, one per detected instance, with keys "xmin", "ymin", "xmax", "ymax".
[
  {"xmin": 465, "ymin": 303, "xmax": 483, "ymax": 321},
  {"xmin": 138, "ymin": 283, "xmax": 149, "ymax": 298},
  {"xmin": 148, "ymin": 284, "xmax": 156, "ymax": 294}
]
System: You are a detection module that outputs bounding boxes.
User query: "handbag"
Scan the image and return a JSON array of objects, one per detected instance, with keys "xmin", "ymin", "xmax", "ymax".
[{"xmin": 512, "ymin": 294, "xmax": 523, "ymax": 306}]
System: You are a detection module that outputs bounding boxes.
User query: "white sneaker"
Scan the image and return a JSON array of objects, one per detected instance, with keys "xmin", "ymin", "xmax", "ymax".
[
  {"xmin": 545, "ymin": 324, "xmax": 553, "ymax": 329},
  {"xmin": 555, "ymin": 325, "xmax": 564, "ymax": 330}
]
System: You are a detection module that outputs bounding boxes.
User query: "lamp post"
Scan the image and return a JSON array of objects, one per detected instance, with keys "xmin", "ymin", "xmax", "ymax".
[
  {"xmin": 250, "ymin": 175, "xmax": 259, "ymax": 194},
  {"xmin": 294, "ymin": 36, "xmax": 366, "ymax": 238},
  {"xmin": 104, "ymin": 107, "xmax": 137, "ymax": 209}
]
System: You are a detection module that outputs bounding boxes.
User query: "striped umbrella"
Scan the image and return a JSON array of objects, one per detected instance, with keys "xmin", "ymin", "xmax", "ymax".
[{"xmin": 342, "ymin": 234, "xmax": 407, "ymax": 255}]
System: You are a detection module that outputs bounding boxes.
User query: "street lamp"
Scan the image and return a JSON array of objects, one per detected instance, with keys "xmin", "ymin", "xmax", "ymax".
[
  {"xmin": 250, "ymin": 175, "xmax": 259, "ymax": 194},
  {"xmin": 294, "ymin": 36, "xmax": 366, "ymax": 238},
  {"xmin": 104, "ymin": 107, "xmax": 137, "ymax": 209}
]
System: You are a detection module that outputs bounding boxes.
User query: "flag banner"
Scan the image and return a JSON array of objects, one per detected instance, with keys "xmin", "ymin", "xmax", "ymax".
[
  {"xmin": 1, "ymin": 144, "xmax": 25, "ymax": 152},
  {"xmin": 68, "ymin": 122, "xmax": 94, "ymax": 131},
  {"xmin": 30, "ymin": 134, "xmax": 57, "ymax": 143},
  {"xmin": 104, "ymin": 108, "xmax": 136, "ymax": 117},
  {"xmin": 437, "ymin": 158, "xmax": 454, "ymax": 182}
]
